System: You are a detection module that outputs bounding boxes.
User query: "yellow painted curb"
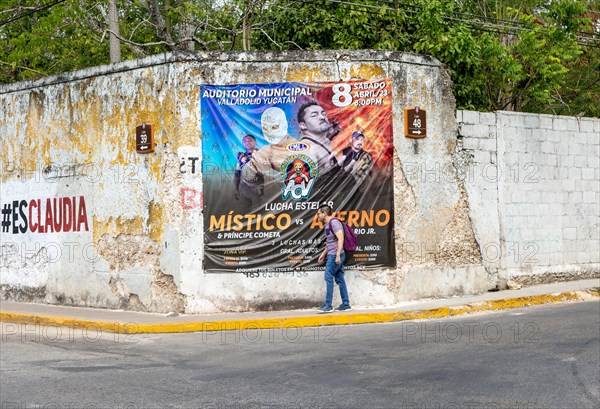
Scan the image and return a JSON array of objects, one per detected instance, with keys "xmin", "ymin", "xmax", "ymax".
[{"xmin": 1, "ymin": 290, "xmax": 597, "ymax": 334}]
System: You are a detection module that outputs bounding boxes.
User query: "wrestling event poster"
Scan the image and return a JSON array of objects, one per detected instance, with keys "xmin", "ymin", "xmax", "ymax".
[{"xmin": 200, "ymin": 79, "xmax": 396, "ymax": 274}]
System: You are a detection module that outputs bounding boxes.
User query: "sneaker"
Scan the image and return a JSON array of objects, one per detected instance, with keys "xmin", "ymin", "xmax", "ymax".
[
  {"xmin": 334, "ymin": 304, "xmax": 352, "ymax": 311},
  {"xmin": 316, "ymin": 305, "xmax": 333, "ymax": 314}
]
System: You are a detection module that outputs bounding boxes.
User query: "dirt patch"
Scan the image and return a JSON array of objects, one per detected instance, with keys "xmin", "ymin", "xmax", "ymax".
[
  {"xmin": 511, "ymin": 270, "xmax": 600, "ymax": 286},
  {"xmin": 0, "ymin": 285, "xmax": 47, "ymax": 303}
]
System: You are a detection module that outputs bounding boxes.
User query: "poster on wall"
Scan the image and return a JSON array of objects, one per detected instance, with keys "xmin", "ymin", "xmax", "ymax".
[{"xmin": 200, "ymin": 79, "xmax": 395, "ymax": 274}]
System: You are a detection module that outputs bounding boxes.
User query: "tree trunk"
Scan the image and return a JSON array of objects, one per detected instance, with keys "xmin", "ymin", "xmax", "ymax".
[{"xmin": 108, "ymin": 0, "xmax": 121, "ymax": 63}]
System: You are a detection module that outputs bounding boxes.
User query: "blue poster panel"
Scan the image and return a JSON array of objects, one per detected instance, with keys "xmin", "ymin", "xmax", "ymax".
[{"xmin": 201, "ymin": 80, "xmax": 395, "ymax": 274}]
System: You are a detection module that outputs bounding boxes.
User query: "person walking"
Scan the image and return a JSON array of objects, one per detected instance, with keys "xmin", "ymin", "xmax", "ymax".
[{"xmin": 315, "ymin": 204, "xmax": 351, "ymax": 313}]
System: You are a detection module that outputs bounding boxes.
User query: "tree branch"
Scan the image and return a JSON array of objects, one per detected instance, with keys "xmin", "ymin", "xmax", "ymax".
[{"xmin": 0, "ymin": 60, "xmax": 46, "ymax": 75}]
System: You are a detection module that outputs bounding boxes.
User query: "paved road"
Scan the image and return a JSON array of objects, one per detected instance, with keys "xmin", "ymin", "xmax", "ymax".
[{"xmin": 1, "ymin": 301, "xmax": 598, "ymax": 409}]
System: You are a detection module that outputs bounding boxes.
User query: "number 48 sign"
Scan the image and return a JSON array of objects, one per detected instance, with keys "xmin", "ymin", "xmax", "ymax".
[{"xmin": 404, "ymin": 107, "xmax": 427, "ymax": 138}]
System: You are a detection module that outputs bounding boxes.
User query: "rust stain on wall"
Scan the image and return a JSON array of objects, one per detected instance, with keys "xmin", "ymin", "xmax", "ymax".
[
  {"xmin": 148, "ymin": 200, "xmax": 164, "ymax": 242},
  {"xmin": 286, "ymin": 65, "xmax": 324, "ymax": 82},
  {"xmin": 349, "ymin": 64, "xmax": 386, "ymax": 79},
  {"xmin": 93, "ymin": 215, "xmax": 145, "ymax": 244}
]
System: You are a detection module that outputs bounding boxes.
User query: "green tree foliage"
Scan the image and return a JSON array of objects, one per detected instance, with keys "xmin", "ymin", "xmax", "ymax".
[
  {"xmin": 1, "ymin": 1, "xmax": 110, "ymax": 82},
  {"xmin": 1, "ymin": 0, "xmax": 598, "ymax": 116},
  {"xmin": 255, "ymin": 0, "xmax": 597, "ymax": 114}
]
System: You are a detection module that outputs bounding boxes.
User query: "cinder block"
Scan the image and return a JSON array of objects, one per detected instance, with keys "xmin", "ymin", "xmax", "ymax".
[
  {"xmin": 542, "ymin": 191, "xmax": 557, "ymax": 203},
  {"xmin": 539, "ymin": 116, "xmax": 553, "ymax": 129},
  {"xmin": 565, "ymin": 240, "xmax": 580, "ymax": 252},
  {"xmin": 479, "ymin": 138, "xmax": 497, "ymax": 152},
  {"xmin": 569, "ymin": 167, "xmax": 582, "ymax": 180},
  {"xmin": 584, "ymin": 240, "xmax": 600, "ymax": 254},
  {"xmin": 577, "ymin": 226, "xmax": 591, "ymax": 240},
  {"xmin": 568, "ymin": 143, "xmax": 583, "ymax": 155},
  {"xmin": 558, "ymin": 166, "xmax": 569, "ymax": 180},
  {"xmin": 556, "ymin": 141, "xmax": 570, "ymax": 156},
  {"xmin": 553, "ymin": 118, "xmax": 568, "ymax": 131},
  {"xmin": 530, "ymin": 128, "xmax": 546, "ymax": 141},
  {"xmin": 503, "ymin": 127, "xmax": 520, "ymax": 141},
  {"xmin": 575, "ymin": 179, "xmax": 590, "ymax": 191},
  {"xmin": 531, "ymin": 253, "xmax": 550, "ymax": 267},
  {"xmin": 480, "ymin": 112, "xmax": 496, "ymax": 125},
  {"xmin": 569, "ymin": 191, "xmax": 582, "ymax": 203},
  {"xmin": 562, "ymin": 251, "xmax": 577, "ymax": 264},
  {"xmin": 586, "ymin": 133, "xmax": 600, "ymax": 146},
  {"xmin": 582, "ymin": 168, "xmax": 595, "ymax": 180},
  {"xmin": 474, "ymin": 150, "xmax": 491, "ymax": 164},
  {"xmin": 561, "ymin": 179, "xmax": 575, "ymax": 191},
  {"xmin": 579, "ymin": 119, "xmax": 595, "ymax": 132},
  {"xmin": 505, "ymin": 151, "xmax": 521, "ymax": 165},
  {"xmin": 487, "ymin": 125, "xmax": 498, "ymax": 139},
  {"xmin": 549, "ymin": 252, "xmax": 563, "ymax": 265},
  {"xmin": 456, "ymin": 110, "xmax": 463, "ymax": 123},
  {"xmin": 558, "ymin": 191, "xmax": 570, "ymax": 203},
  {"xmin": 482, "ymin": 188, "xmax": 499, "ymax": 203},
  {"xmin": 546, "ymin": 155, "xmax": 558, "ymax": 167},
  {"xmin": 547, "ymin": 131, "xmax": 560, "ymax": 143},
  {"xmin": 539, "ymin": 165, "xmax": 557, "ymax": 181},
  {"xmin": 524, "ymin": 115, "xmax": 540, "ymax": 128},
  {"xmin": 509, "ymin": 136, "xmax": 528, "ymax": 153},
  {"xmin": 566, "ymin": 119, "xmax": 579, "ymax": 131},
  {"xmin": 526, "ymin": 190, "xmax": 541, "ymax": 203},
  {"xmin": 551, "ymin": 196, "xmax": 565, "ymax": 210},
  {"xmin": 524, "ymin": 141, "xmax": 539, "ymax": 156},
  {"xmin": 525, "ymin": 203, "xmax": 544, "ymax": 216},
  {"xmin": 541, "ymin": 141, "xmax": 555, "ymax": 154},
  {"xmin": 573, "ymin": 155, "xmax": 588, "ymax": 168},
  {"xmin": 511, "ymin": 114, "xmax": 526, "ymax": 127},
  {"xmin": 577, "ymin": 252, "xmax": 592, "ymax": 264},
  {"xmin": 505, "ymin": 204, "xmax": 519, "ymax": 216},
  {"xmin": 462, "ymin": 110, "xmax": 480, "ymax": 124},
  {"xmin": 517, "ymin": 152, "xmax": 534, "ymax": 165},
  {"xmin": 459, "ymin": 124, "xmax": 489, "ymax": 138},
  {"xmin": 528, "ymin": 215, "xmax": 545, "ymax": 228},
  {"xmin": 561, "ymin": 154, "xmax": 574, "ymax": 167},
  {"xmin": 461, "ymin": 136, "xmax": 480, "ymax": 150},
  {"xmin": 587, "ymin": 155, "xmax": 599, "ymax": 168},
  {"xmin": 583, "ymin": 191, "xmax": 597, "ymax": 203}
]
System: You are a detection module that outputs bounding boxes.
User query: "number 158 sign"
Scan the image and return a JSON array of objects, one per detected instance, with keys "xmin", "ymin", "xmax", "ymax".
[{"xmin": 404, "ymin": 107, "xmax": 427, "ymax": 138}]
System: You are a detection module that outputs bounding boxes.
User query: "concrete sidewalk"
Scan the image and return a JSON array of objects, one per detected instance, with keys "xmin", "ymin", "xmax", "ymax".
[{"xmin": 1, "ymin": 279, "xmax": 598, "ymax": 334}]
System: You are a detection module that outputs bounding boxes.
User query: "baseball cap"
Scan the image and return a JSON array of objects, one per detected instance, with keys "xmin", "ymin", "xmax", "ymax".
[{"xmin": 352, "ymin": 131, "xmax": 365, "ymax": 139}]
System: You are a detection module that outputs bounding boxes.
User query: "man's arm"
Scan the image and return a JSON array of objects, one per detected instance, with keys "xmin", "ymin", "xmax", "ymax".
[
  {"xmin": 334, "ymin": 228, "xmax": 344, "ymax": 265},
  {"xmin": 318, "ymin": 247, "xmax": 327, "ymax": 263}
]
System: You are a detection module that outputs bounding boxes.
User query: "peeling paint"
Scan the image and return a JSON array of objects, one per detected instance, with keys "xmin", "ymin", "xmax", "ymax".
[{"xmin": 93, "ymin": 216, "xmax": 145, "ymax": 244}]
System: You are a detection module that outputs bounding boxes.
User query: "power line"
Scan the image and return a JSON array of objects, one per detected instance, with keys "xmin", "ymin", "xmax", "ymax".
[
  {"xmin": 369, "ymin": 0, "xmax": 599, "ymax": 36},
  {"xmin": 0, "ymin": 0, "xmax": 67, "ymax": 28},
  {"xmin": 324, "ymin": 0, "xmax": 599, "ymax": 41},
  {"xmin": 320, "ymin": 0, "xmax": 599, "ymax": 48}
]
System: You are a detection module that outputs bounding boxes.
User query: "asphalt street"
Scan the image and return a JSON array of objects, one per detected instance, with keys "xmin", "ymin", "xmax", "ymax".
[{"xmin": 1, "ymin": 300, "xmax": 599, "ymax": 409}]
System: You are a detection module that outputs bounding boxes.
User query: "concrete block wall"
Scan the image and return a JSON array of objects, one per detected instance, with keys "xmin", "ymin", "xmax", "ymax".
[{"xmin": 458, "ymin": 110, "xmax": 600, "ymax": 285}]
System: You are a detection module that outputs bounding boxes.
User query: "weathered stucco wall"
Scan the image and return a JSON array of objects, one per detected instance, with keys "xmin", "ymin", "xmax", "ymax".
[{"xmin": 1, "ymin": 51, "xmax": 491, "ymax": 313}]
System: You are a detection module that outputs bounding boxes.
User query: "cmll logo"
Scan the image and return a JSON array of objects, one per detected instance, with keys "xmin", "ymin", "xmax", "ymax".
[
  {"xmin": 280, "ymin": 155, "xmax": 318, "ymax": 201},
  {"xmin": 286, "ymin": 142, "xmax": 310, "ymax": 152}
]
